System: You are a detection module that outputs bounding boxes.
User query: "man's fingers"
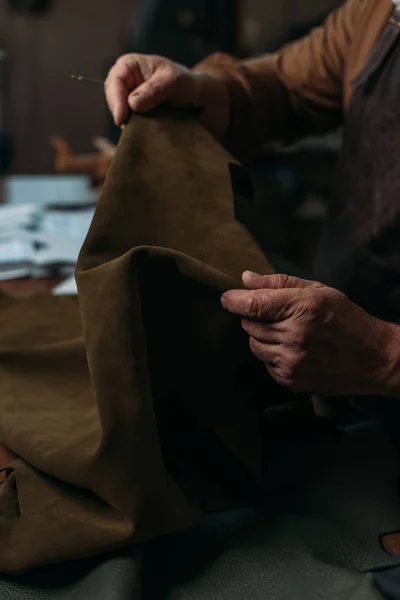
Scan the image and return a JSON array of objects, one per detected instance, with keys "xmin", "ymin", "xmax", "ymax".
[
  {"xmin": 249, "ymin": 337, "xmax": 279, "ymax": 365},
  {"xmin": 249, "ymin": 339, "xmax": 300, "ymax": 392},
  {"xmin": 241, "ymin": 318, "xmax": 282, "ymax": 344},
  {"xmin": 221, "ymin": 288, "xmax": 299, "ymax": 321},
  {"xmin": 105, "ymin": 58, "xmax": 141, "ymax": 125},
  {"xmin": 242, "ymin": 271, "xmax": 323, "ymax": 291},
  {"xmin": 105, "ymin": 76, "xmax": 128, "ymax": 125},
  {"xmin": 128, "ymin": 69, "xmax": 176, "ymax": 113}
]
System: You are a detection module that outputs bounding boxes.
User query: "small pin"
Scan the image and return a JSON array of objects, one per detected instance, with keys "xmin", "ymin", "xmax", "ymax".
[{"xmin": 70, "ymin": 74, "xmax": 104, "ymax": 86}]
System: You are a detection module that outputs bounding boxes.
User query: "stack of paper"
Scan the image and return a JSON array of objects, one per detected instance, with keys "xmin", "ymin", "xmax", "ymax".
[
  {"xmin": 52, "ymin": 276, "xmax": 78, "ymax": 296},
  {"xmin": 0, "ymin": 175, "xmax": 97, "ymax": 282},
  {"xmin": 3, "ymin": 175, "xmax": 97, "ymax": 207},
  {"xmin": 0, "ymin": 237, "xmax": 34, "ymax": 280},
  {"xmin": 0, "ymin": 207, "xmax": 95, "ymax": 281},
  {"xmin": 0, "ymin": 204, "xmax": 42, "ymax": 234},
  {"xmin": 41, "ymin": 209, "xmax": 95, "ymax": 237}
]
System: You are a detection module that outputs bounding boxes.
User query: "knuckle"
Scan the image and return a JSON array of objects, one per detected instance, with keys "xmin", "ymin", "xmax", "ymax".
[
  {"xmin": 245, "ymin": 294, "xmax": 263, "ymax": 319},
  {"xmin": 249, "ymin": 336, "xmax": 258, "ymax": 350},
  {"xmin": 162, "ymin": 62, "xmax": 176, "ymax": 76},
  {"xmin": 244, "ymin": 295, "xmax": 256, "ymax": 318},
  {"xmin": 287, "ymin": 350, "xmax": 306, "ymax": 374},
  {"xmin": 116, "ymin": 53, "xmax": 143, "ymax": 73},
  {"xmin": 115, "ymin": 53, "xmax": 131, "ymax": 66},
  {"xmin": 277, "ymin": 371, "xmax": 298, "ymax": 391},
  {"xmin": 170, "ymin": 68, "xmax": 185, "ymax": 84},
  {"xmin": 249, "ymin": 337, "xmax": 279, "ymax": 365},
  {"xmin": 249, "ymin": 336, "xmax": 259, "ymax": 355},
  {"xmin": 281, "ymin": 378, "xmax": 294, "ymax": 389},
  {"xmin": 162, "ymin": 64, "xmax": 183, "ymax": 86},
  {"xmin": 274, "ymin": 372, "xmax": 292, "ymax": 388},
  {"xmin": 120, "ymin": 52, "xmax": 142, "ymax": 62},
  {"xmin": 152, "ymin": 54, "xmax": 166, "ymax": 63},
  {"xmin": 271, "ymin": 357, "xmax": 305, "ymax": 391},
  {"xmin": 249, "ymin": 337, "xmax": 264, "ymax": 360},
  {"xmin": 307, "ymin": 297, "xmax": 319, "ymax": 314},
  {"xmin": 274, "ymin": 273, "xmax": 290, "ymax": 288},
  {"xmin": 243, "ymin": 319, "xmax": 263, "ymax": 339},
  {"xmin": 289, "ymin": 329, "xmax": 307, "ymax": 349},
  {"xmin": 301, "ymin": 292, "xmax": 320, "ymax": 321},
  {"xmin": 147, "ymin": 80, "xmax": 162, "ymax": 95},
  {"xmin": 286, "ymin": 380, "xmax": 301, "ymax": 392},
  {"xmin": 284, "ymin": 361, "xmax": 296, "ymax": 381}
]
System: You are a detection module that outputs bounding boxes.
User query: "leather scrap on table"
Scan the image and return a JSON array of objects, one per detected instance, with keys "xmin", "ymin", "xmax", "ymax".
[{"xmin": 0, "ymin": 109, "xmax": 292, "ymax": 572}]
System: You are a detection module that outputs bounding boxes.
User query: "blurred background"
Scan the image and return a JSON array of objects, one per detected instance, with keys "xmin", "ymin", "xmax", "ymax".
[{"xmin": 0, "ymin": 0, "xmax": 344, "ymax": 295}]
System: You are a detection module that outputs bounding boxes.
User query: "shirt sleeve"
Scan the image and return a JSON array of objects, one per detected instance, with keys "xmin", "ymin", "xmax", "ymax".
[{"xmin": 193, "ymin": 0, "xmax": 363, "ymax": 162}]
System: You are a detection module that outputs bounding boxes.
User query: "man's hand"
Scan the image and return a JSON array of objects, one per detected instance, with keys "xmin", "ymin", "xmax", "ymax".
[
  {"xmin": 221, "ymin": 272, "xmax": 400, "ymax": 397},
  {"xmin": 105, "ymin": 53, "xmax": 229, "ymax": 139}
]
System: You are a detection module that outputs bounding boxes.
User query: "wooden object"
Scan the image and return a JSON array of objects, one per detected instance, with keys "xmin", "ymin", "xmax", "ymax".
[{"xmin": 51, "ymin": 135, "xmax": 116, "ymax": 188}]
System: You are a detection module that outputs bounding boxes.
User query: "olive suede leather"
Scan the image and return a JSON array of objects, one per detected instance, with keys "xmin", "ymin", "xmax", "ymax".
[{"xmin": 0, "ymin": 111, "xmax": 289, "ymax": 572}]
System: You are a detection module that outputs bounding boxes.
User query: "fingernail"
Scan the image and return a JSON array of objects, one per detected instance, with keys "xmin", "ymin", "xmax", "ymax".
[
  {"xmin": 245, "ymin": 270, "xmax": 260, "ymax": 277},
  {"xmin": 220, "ymin": 295, "xmax": 227, "ymax": 309},
  {"xmin": 129, "ymin": 93, "xmax": 141, "ymax": 111}
]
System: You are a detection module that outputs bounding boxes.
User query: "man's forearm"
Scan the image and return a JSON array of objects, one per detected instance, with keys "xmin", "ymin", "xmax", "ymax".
[
  {"xmin": 193, "ymin": 52, "xmax": 297, "ymax": 162},
  {"xmin": 193, "ymin": 0, "xmax": 363, "ymax": 163}
]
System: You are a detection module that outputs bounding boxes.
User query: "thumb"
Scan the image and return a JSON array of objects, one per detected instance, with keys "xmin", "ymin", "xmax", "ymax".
[
  {"xmin": 242, "ymin": 271, "xmax": 323, "ymax": 290},
  {"xmin": 128, "ymin": 70, "xmax": 172, "ymax": 113}
]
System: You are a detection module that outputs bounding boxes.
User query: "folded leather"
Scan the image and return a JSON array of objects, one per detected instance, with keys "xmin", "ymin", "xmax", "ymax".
[{"xmin": 0, "ymin": 111, "xmax": 286, "ymax": 572}]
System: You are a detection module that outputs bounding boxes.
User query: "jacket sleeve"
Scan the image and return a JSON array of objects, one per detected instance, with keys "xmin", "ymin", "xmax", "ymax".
[{"xmin": 193, "ymin": 0, "xmax": 363, "ymax": 161}]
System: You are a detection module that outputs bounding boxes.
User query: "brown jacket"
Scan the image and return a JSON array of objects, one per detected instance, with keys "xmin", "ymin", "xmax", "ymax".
[{"xmin": 195, "ymin": 0, "xmax": 393, "ymax": 160}]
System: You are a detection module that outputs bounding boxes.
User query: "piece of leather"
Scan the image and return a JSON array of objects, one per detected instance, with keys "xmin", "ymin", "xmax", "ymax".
[
  {"xmin": 0, "ymin": 445, "xmax": 16, "ymax": 482},
  {"xmin": 0, "ymin": 109, "xmax": 296, "ymax": 572},
  {"xmin": 0, "ymin": 422, "xmax": 398, "ymax": 599}
]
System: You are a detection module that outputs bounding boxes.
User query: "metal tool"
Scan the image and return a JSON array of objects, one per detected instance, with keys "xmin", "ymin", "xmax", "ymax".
[{"xmin": 70, "ymin": 74, "xmax": 104, "ymax": 86}]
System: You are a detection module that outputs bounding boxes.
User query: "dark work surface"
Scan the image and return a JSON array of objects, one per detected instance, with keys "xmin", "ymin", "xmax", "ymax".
[{"xmin": 0, "ymin": 421, "xmax": 400, "ymax": 599}]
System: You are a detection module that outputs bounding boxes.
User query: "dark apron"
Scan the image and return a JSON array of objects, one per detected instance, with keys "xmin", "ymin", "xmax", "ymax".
[
  {"xmin": 315, "ymin": 9, "xmax": 400, "ymax": 324},
  {"xmin": 313, "ymin": 8, "xmax": 400, "ymax": 445}
]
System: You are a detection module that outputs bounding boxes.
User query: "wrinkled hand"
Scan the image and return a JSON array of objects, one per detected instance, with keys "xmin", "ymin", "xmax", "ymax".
[
  {"xmin": 221, "ymin": 272, "xmax": 399, "ymax": 397},
  {"xmin": 104, "ymin": 53, "xmax": 229, "ymax": 139}
]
